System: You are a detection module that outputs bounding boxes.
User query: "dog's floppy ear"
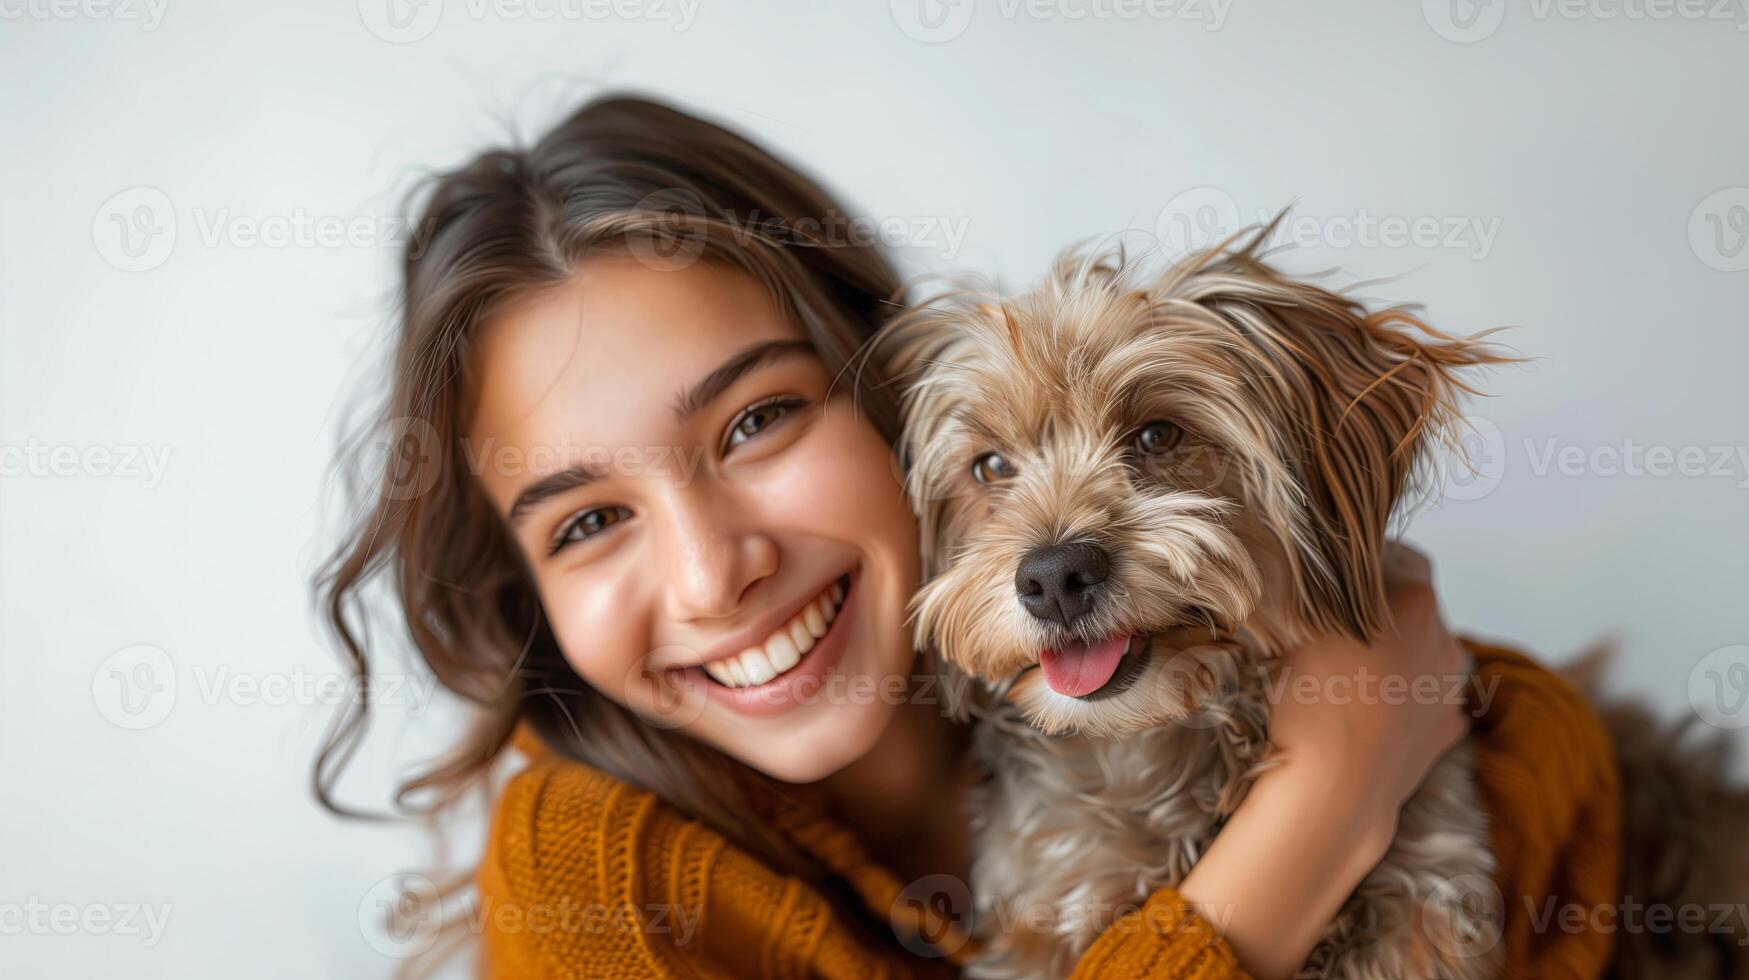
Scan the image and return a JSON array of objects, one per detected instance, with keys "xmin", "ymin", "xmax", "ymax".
[{"xmin": 1171, "ymin": 239, "xmax": 1510, "ymax": 639}]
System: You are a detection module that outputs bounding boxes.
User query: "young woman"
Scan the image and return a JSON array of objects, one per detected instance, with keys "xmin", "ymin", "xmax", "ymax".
[{"xmin": 319, "ymin": 96, "xmax": 1620, "ymax": 978}]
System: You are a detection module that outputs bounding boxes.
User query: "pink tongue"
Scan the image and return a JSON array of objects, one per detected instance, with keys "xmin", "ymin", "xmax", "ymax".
[{"xmin": 1038, "ymin": 634, "xmax": 1131, "ymax": 697}]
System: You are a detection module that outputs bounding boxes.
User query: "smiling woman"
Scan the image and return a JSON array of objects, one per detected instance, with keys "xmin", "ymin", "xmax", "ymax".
[
  {"xmin": 313, "ymin": 93, "xmax": 940, "ymax": 882},
  {"xmin": 465, "ymin": 255, "xmax": 920, "ymax": 781}
]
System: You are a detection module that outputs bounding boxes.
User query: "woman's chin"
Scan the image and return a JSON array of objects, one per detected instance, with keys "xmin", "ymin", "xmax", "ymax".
[{"xmin": 726, "ymin": 706, "xmax": 895, "ymax": 784}]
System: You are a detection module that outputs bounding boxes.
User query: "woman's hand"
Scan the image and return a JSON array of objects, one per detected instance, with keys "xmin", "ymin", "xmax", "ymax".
[
  {"xmin": 1177, "ymin": 543, "xmax": 1471, "ymax": 980},
  {"xmin": 1266, "ymin": 543, "xmax": 1470, "ymax": 837}
]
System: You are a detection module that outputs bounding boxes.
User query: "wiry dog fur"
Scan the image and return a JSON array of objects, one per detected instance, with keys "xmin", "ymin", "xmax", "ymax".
[{"xmin": 880, "ymin": 227, "xmax": 1516, "ymax": 979}]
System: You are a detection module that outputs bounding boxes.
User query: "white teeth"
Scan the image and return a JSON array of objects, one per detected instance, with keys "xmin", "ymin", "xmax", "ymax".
[
  {"xmin": 725, "ymin": 657, "xmax": 751, "ymax": 688},
  {"xmin": 767, "ymin": 634, "xmax": 801, "ymax": 673},
  {"xmin": 739, "ymin": 648, "xmax": 777, "ymax": 686},
  {"xmin": 766, "ymin": 630, "xmax": 799, "ymax": 674},
  {"xmin": 703, "ymin": 661, "xmax": 736, "ymax": 686},
  {"xmin": 789, "ymin": 619, "xmax": 816, "ymax": 655},
  {"xmin": 700, "ymin": 577, "xmax": 849, "ymax": 688}
]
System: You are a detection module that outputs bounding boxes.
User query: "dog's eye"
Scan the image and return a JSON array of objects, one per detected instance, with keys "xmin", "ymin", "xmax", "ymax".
[
  {"xmin": 1133, "ymin": 421, "xmax": 1184, "ymax": 457},
  {"xmin": 971, "ymin": 452, "xmax": 1017, "ymax": 484}
]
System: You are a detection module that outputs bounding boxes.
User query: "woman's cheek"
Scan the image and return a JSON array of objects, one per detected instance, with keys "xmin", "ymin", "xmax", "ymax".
[
  {"xmin": 545, "ymin": 567, "xmax": 647, "ymax": 704},
  {"xmin": 755, "ymin": 406, "xmax": 914, "ymax": 543}
]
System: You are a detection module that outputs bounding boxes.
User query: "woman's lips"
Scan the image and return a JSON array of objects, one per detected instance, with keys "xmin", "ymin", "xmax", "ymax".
[{"xmin": 682, "ymin": 572, "xmax": 858, "ymax": 718}]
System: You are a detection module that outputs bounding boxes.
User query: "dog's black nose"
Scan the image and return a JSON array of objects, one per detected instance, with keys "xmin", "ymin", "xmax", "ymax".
[{"xmin": 1015, "ymin": 543, "xmax": 1110, "ymax": 627}]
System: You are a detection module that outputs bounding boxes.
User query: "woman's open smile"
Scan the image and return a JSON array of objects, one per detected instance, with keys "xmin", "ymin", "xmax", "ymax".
[{"xmin": 672, "ymin": 570, "xmax": 857, "ymax": 717}]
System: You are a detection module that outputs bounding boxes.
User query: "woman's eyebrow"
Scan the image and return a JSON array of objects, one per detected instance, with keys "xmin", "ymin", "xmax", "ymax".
[
  {"xmin": 670, "ymin": 338, "xmax": 814, "ymax": 424},
  {"xmin": 509, "ymin": 462, "xmax": 605, "ymax": 527}
]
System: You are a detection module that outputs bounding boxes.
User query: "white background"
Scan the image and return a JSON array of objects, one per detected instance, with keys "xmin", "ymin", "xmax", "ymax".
[{"xmin": 3, "ymin": 1, "xmax": 1747, "ymax": 976}]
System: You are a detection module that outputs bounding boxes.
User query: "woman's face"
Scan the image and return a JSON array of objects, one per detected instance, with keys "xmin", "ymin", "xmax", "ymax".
[{"xmin": 468, "ymin": 255, "xmax": 921, "ymax": 783}]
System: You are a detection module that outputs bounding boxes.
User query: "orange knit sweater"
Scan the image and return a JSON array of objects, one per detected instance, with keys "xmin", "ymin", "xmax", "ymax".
[{"xmin": 477, "ymin": 640, "xmax": 1620, "ymax": 978}]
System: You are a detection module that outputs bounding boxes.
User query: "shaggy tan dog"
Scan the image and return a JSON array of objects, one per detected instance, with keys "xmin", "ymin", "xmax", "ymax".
[
  {"xmin": 880, "ymin": 223, "xmax": 1749, "ymax": 979},
  {"xmin": 881, "ymin": 226, "xmax": 1514, "ymax": 978}
]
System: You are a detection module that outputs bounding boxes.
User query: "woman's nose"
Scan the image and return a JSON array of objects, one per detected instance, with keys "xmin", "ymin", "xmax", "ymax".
[{"xmin": 661, "ymin": 487, "xmax": 779, "ymax": 622}]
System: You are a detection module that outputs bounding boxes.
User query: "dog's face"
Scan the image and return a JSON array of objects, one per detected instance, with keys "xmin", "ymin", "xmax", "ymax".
[{"xmin": 886, "ymin": 241, "xmax": 1497, "ymax": 736}]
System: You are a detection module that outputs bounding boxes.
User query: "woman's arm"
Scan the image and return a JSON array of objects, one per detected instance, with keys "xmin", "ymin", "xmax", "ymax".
[
  {"xmin": 1180, "ymin": 545, "xmax": 1467, "ymax": 978},
  {"xmin": 1171, "ymin": 746, "xmax": 1401, "ymax": 978},
  {"xmin": 1074, "ymin": 545, "xmax": 1469, "ymax": 980}
]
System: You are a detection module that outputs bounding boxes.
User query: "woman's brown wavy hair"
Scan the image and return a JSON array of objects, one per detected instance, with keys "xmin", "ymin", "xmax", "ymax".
[{"xmin": 314, "ymin": 95, "xmax": 906, "ymax": 880}]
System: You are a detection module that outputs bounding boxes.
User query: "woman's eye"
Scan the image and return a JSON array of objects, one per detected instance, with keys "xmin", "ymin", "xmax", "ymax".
[
  {"xmin": 1133, "ymin": 421, "xmax": 1184, "ymax": 457},
  {"xmin": 726, "ymin": 397, "xmax": 807, "ymax": 449},
  {"xmin": 971, "ymin": 452, "xmax": 1017, "ymax": 484},
  {"xmin": 551, "ymin": 505, "xmax": 633, "ymax": 554}
]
